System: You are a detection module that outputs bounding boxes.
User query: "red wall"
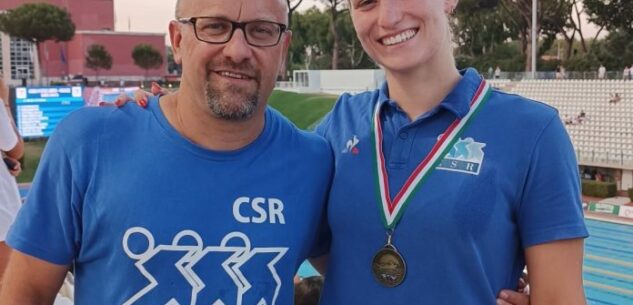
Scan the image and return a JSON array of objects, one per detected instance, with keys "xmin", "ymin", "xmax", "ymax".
[
  {"xmin": 68, "ymin": 33, "xmax": 166, "ymax": 77},
  {"xmin": 0, "ymin": 0, "xmax": 114, "ymax": 31},
  {"xmin": 2, "ymin": 0, "xmax": 166, "ymax": 78}
]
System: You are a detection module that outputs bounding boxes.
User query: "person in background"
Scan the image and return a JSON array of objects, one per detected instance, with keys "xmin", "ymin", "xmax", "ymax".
[
  {"xmin": 608, "ymin": 93, "xmax": 621, "ymax": 104},
  {"xmin": 598, "ymin": 64, "xmax": 606, "ymax": 79},
  {"xmin": 0, "ymin": 75, "xmax": 23, "ymax": 280}
]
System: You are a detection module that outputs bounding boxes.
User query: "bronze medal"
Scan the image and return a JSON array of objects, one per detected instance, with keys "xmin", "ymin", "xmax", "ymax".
[{"xmin": 371, "ymin": 244, "xmax": 406, "ymax": 287}]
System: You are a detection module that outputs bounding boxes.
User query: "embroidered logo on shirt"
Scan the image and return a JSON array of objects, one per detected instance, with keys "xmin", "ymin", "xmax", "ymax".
[
  {"xmin": 437, "ymin": 137, "xmax": 486, "ymax": 175},
  {"xmin": 122, "ymin": 227, "xmax": 287, "ymax": 305},
  {"xmin": 342, "ymin": 135, "xmax": 360, "ymax": 155}
]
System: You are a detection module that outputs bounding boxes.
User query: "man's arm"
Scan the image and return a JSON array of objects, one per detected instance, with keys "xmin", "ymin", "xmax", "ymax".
[
  {"xmin": 525, "ymin": 238, "xmax": 586, "ymax": 305},
  {"xmin": 0, "ymin": 77, "xmax": 24, "ymax": 160},
  {"xmin": 0, "ymin": 250, "xmax": 69, "ymax": 305},
  {"xmin": 2, "ymin": 117, "xmax": 24, "ymax": 160}
]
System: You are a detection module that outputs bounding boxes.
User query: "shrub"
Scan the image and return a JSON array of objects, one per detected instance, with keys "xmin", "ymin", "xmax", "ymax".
[
  {"xmin": 628, "ymin": 188, "xmax": 633, "ymax": 202},
  {"xmin": 581, "ymin": 180, "xmax": 617, "ymax": 198}
]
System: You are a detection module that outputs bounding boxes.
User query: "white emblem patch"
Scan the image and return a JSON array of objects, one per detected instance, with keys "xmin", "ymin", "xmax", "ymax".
[{"xmin": 437, "ymin": 137, "xmax": 486, "ymax": 175}]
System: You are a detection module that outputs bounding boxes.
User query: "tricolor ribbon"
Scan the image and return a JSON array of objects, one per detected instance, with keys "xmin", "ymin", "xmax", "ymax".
[{"xmin": 372, "ymin": 79, "xmax": 492, "ymax": 229}]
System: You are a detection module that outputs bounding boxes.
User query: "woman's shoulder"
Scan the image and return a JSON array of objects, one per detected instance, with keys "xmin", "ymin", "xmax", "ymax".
[
  {"xmin": 330, "ymin": 89, "xmax": 382, "ymax": 117},
  {"xmin": 313, "ymin": 89, "xmax": 382, "ymax": 138},
  {"xmin": 487, "ymin": 89, "xmax": 559, "ymax": 123}
]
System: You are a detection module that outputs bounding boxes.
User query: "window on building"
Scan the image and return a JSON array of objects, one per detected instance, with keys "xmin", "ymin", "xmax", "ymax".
[{"xmin": 10, "ymin": 37, "xmax": 35, "ymax": 80}]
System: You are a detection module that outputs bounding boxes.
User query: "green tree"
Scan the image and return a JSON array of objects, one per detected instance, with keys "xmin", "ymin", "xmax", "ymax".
[
  {"xmin": 286, "ymin": 0, "xmax": 305, "ymax": 31},
  {"xmin": 290, "ymin": 6, "xmax": 376, "ymax": 71},
  {"xmin": 454, "ymin": 1, "xmax": 513, "ymax": 57},
  {"xmin": 289, "ymin": 7, "xmax": 331, "ymax": 70},
  {"xmin": 587, "ymin": 30, "xmax": 633, "ymax": 70},
  {"xmin": 321, "ymin": 0, "xmax": 347, "ymax": 69},
  {"xmin": 564, "ymin": 50, "xmax": 600, "ymax": 72},
  {"xmin": 584, "ymin": 0, "xmax": 633, "ymax": 34},
  {"xmin": 499, "ymin": 0, "xmax": 572, "ymax": 71},
  {"xmin": 132, "ymin": 44, "xmax": 163, "ymax": 80},
  {"xmin": 560, "ymin": 0, "xmax": 590, "ymax": 59},
  {"xmin": 282, "ymin": 0, "xmax": 306, "ymax": 79},
  {"xmin": 85, "ymin": 44, "xmax": 112, "ymax": 80},
  {"xmin": 0, "ymin": 3, "xmax": 75, "ymax": 79},
  {"xmin": 336, "ymin": 10, "xmax": 376, "ymax": 69}
]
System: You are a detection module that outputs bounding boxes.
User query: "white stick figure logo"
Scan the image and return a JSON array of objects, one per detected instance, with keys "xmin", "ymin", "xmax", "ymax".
[{"xmin": 122, "ymin": 228, "xmax": 287, "ymax": 305}]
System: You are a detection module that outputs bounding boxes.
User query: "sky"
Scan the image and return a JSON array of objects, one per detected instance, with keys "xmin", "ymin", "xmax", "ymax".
[
  {"xmin": 113, "ymin": 0, "xmax": 600, "ymax": 46},
  {"xmin": 112, "ymin": 0, "xmax": 323, "ymax": 44}
]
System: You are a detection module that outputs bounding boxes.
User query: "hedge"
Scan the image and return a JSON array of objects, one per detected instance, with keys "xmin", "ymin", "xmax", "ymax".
[
  {"xmin": 629, "ymin": 188, "xmax": 633, "ymax": 202},
  {"xmin": 581, "ymin": 180, "xmax": 617, "ymax": 198}
]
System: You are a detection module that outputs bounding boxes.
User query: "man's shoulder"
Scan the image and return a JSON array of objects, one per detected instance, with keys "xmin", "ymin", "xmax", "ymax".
[
  {"xmin": 55, "ymin": 104, "xmax": 153, "ymax": 146},
  {"xmin": 56, "ymin": 106, "xmax": 114, "ymax": 137}
]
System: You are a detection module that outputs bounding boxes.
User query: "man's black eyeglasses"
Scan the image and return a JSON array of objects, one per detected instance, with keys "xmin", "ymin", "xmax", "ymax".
[{"xmin": 177, "ymin": 17, "xmax": 287, "ymax": 47}]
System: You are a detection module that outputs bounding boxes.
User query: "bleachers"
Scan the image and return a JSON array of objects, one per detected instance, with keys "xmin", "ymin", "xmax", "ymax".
[
  {"xmin": 506, "ymin": 79, "xmax": 633, "ymax": 168},
  {"xmin": 487, "ymin": 79, "xmax": 512, "ymax": 90}
]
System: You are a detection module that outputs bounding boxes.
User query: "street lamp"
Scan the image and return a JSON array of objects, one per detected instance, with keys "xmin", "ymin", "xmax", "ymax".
[{"xmin": 532, "ymin": 0, "xmax": 537, "ymax": 79}]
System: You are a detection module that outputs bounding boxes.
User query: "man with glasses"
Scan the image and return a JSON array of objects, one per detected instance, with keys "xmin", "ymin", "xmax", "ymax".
[{"xmin": 0, "ymin": 0, "xmax": 332, "ymax": 304}]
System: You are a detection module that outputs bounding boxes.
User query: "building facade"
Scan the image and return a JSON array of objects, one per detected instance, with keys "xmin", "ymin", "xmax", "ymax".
[{"xmin": 0, "ymin": 0, "xmax": 166, "ymax": 85}]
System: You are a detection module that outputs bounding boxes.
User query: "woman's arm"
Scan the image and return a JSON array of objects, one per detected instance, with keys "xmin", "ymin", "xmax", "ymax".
[{"xmin": 525, "ymin": 238, "xmax": 586, "ymax": 305}]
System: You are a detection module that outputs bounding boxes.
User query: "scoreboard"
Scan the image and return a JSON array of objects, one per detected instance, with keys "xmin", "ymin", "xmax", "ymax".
[{"xmin": 15, "ymin": 86, "xmax": 85, "ymax": 138}]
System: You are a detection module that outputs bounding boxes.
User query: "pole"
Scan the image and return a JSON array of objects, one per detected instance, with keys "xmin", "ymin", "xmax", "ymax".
[{"xmin": 532, "ymin": 0, "xmax": 537, "ymax": 79}]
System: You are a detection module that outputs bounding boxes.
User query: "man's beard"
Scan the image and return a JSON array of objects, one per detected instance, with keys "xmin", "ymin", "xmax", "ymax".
[{"xmin": 204, "ymin": 61, "xmax": 261, "ymax": 121}]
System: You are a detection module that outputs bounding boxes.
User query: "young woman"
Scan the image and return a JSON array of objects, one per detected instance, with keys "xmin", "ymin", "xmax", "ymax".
[{"xmin": 311, "ymin": 0, "xmax": 587, "ymax": 304}]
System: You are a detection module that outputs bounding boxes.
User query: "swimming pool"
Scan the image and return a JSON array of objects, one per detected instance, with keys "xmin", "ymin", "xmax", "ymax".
[{"xmin": 584, "ymin": 218, "xmax": 633, "ymax": 305}]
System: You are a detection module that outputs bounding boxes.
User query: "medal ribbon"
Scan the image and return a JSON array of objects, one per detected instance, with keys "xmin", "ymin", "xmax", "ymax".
[{"xmin": 372, "ymin": 80, "xmax": 492, "ymax": 229}]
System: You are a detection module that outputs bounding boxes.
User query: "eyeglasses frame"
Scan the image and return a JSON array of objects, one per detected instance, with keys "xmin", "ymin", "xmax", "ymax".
[{"xmin": 176, "ymin": 17, "xmax": 288, "ymax": 47}]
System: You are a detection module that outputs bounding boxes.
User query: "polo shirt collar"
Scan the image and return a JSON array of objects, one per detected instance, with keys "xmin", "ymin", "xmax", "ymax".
[{"xmin": 376, "ymin": 68, "xmax": 484, "ymax": 119}]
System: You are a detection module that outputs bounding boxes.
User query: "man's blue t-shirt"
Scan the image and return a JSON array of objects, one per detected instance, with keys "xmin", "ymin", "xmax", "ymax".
[
  {"xmin": 315, "ymin": 68, "xmax": 588, "ymax": 304},
  {"xmin": 8, "ymin": 97, "xmax": 333, "ymax": 305}
]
